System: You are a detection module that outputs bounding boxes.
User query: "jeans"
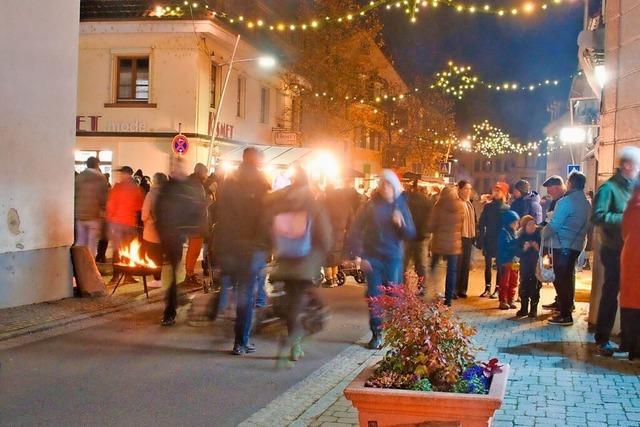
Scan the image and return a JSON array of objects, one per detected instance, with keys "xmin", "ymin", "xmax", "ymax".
[
  {"xmin": 225, "ymin": 251, "xmax": 264, "ymax": 347},
  {"xmin": 75, "ymin": 219, "xmax": 101, "ymax": 257},
  {"xmin": 162, "ymin": 233, "xmax": 186, "ymax": 320},
  {"xmin": 431, "ymin": 254, "xmax": 459, "ymax": 304},
  {"xmin": 365, "ymin": 257, "xmax": 403, "ymax": 334},
  {"xmin": 552, "ymin": 248, "xmax": 580, "ymax": 318},
  {"xmin": 218, "ymin": 274, "xmax": 234, "ymax": 312},
  {"xmin": 498, "ymin": 264, "xmax": 519, "ymax": 303},
  {"xmin": 484, "ymin": 255, "xmax": 502, "ymax": 290},
  {"xmin": 456, "ymin": 238, "xmax": 474, "ymax": 296},
  {"xmin": 403, "ymin": 239, "xmax": 428, "ymax": 281},
  {"xmin": 595, "ymin": 246, "xmax": 622, "ymax": 344},
  {"xmin": 255, "ymin": 255, "xmax": 269, "ymax": 308}
]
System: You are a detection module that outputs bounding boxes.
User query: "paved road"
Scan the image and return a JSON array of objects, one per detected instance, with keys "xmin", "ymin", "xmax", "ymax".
[{"xmin": 0, "ymin": 283, "xmax": 369, "ymax": 427}]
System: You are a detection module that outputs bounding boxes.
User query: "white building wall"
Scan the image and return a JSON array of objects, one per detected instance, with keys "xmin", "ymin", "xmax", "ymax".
[{"xmin": 0, "ymin": 0, "xmax": 80, "ymax": 308}]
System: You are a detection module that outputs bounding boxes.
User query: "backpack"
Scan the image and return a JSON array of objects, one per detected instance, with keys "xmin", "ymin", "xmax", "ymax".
[{"xmin": 272, "ymin": 210, "xmax": 313, "ymax": 258}]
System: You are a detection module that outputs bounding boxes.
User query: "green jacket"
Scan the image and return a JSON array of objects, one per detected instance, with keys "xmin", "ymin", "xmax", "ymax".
[{"xmin": 591, "ymin": 169, "xmax": 634, "ymax": 249}]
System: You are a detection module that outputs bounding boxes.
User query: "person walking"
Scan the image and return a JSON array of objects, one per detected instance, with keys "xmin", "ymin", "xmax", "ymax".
[
  {"xmin": 477, "ymin": 182, "xmax": 510, "ymax": 298},
  {"xmin": 621, "ymin": 179, "xmax": 640, "ymax": 360},
  {"xmin": 322, "ymin": 184, "xmax": 354, "ymax": 288},
  {"xmin": 510, "ymin": 179, "xmax": 543, "ymax": 224},
  {"xmin": 74, "ymin": 156, "xmax": 108, "ymax": 258},
  {"xmin": 141, "ymin": 172, "xmax": 168, "ymax": 286},
  {"xmin": 456, "ymin": 180, "xmax": 476, "ymax": 298},
  {"xmin": 497, "ymin": 210, "xmax": 520, "ymax": 310},
  {"xmin": 266, "ymin": 167, "xmax": 332, "ymax": 362},
  {"xmin": 105, "ymin": 165, "xmax": 144, "ymax": 284},
  {"xmin": 592, "ymin": 146, "xmax": 640, "ymax": 355},
  {"xmin": 515, "ymin": 215, "xmax": 542, "ymax": 318},
  {"xmin": 347, "ymin": 170, "xmax": 416, "ymax": 350},
  {"xmin": 403, "ymin": 180, "xmax": 434, "ymax": 295},
  {"xmin": 184, "ymin": 163, "xmax": 210, "ymax": 286},
  {"xmin": 429, "ymin": 185, "xmax": 465, "ymax": 306},
  {"xmin": 543, "ymin": 172, "xmax": 590, "ymax": 326},
  {"xmin": 213, "ymin": 148, "xmax": 271, "ymax": 355}
]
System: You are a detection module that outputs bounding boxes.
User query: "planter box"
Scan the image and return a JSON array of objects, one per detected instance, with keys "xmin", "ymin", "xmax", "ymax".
[{"xmin": 344, "ymin": 364, "xmax": 510, "ymax": 427}]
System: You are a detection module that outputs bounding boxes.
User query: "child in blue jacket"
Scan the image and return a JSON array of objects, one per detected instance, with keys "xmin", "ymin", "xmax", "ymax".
[{"xmin": 497, "ymin": 210, "xmax": 520, "ymax": 310}]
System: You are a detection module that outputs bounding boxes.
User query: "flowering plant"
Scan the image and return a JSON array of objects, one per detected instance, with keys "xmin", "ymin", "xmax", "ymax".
[{"xmin": 364, "ymin": 286, "xmax": 500, "ymax": 394}]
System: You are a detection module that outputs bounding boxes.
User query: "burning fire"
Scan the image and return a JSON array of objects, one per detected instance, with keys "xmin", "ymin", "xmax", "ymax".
[{"xmin": 117, "ymin": 239, "xmax": 158, "ymax": 269}]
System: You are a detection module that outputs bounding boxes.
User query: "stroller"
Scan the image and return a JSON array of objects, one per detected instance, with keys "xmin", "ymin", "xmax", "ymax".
[{"xmin": 335, "ymin": 259, "xmax": 366, "ymax": 286}]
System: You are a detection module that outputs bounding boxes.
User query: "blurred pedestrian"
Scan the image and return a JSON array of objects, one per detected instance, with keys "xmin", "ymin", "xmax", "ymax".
[
  {"xmin": 105, "ymin": 166, "xmax": 144, "ymax": 284},
  {"xmin": 621, "ymin": 180, "xmax": 640, "ymax": 361},
  {"xmin": 497, "ymin": 210, "xmax": 520, "ymax": 310},
  {"xmin": 322, "ymin": 183, "xmax": 354, "ymax": 288},
  {"xmin": 456, "ymin": 180, "xmax": 476, "ymax": 298},
  {"xmin": 95, "ymin": 172, "xmax": 112, "ymax": 263},
  {"xmin": 477, "ymin": 182, "xmax": 510, "ymax": 298},
  {"xmin": 74, "ymin": 156, "xmax": 108, "ymax": 257},
  {"xmin": 347, "ymin": 170, "xmax": 416, "ymax": 350},
  {"xmin": 510, "ymin": 179, "xmax": 543, "ymax": 224},
  {"xmin": 592, "ymin": 147, "xmax": 640, "ymax": 354},
  {"xmin": 516, "ymin": 215, "xmax": 542, "ymax": 318},
  {"xmin": 266, "ymin": 166, "xmax": 332, "ymax": 362},
  {"xmin": 543, "ymin": 172, "xmax": 590, "ymax": 326},
  {"xmin": 213, "ymin": 148, "xmax": 271, "ymax": 355},
  {"xmin": 429, "ymin": 185, "xmax": 465, "ymax": 306},
  {"xmin": 184, "ymin": 163, "xmax": 210, "ymax": 287},
  {"xmin": 156, "ymin": 157, "xmax": 208, "ymax": 326},
  {"xmin": 141, "ymin": 172, "xmax": 168, "ymax": 287},
  {"xmin": 403, "ymin": 180, "xmax": 433, "ymax": 295}
]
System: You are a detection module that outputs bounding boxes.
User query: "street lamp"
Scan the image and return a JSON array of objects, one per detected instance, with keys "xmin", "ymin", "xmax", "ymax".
[
  {"xmin": 206, "ymin": 34, "xmax": 277, "ymax": 171},
  {"xmin": 560, "ymin": 127, "xmax": 587, "ymax": 144}
]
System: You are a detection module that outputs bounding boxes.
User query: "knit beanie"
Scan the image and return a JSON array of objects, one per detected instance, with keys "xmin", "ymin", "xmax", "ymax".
[
  {"xmin": 493, "ymin": 181, "xmax": 509, "ymax": 198},
  {"xmin": 514, "ymin": 179, "xmax": 530, "ymax": 194},
  {"xmin": 380, "ymin": 169, "xmax": 403, "ymax": 200}
]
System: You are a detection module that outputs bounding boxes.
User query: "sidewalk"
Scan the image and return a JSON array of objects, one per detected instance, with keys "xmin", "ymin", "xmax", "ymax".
[{"xmin": 242, "ymin": 269, "xmax": 640, "ymax": 427}]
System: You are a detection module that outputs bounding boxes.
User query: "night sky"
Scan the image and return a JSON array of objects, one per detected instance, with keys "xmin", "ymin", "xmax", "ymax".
[{"xmin": 379, "ymin": 2, "xmax": 588, "ymax": 140}]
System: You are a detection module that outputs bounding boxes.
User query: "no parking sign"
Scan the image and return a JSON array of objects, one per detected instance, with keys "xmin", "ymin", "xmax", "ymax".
[{"xmin": 172, "ymin": 134, "xmax": 189, "ymax": 155}]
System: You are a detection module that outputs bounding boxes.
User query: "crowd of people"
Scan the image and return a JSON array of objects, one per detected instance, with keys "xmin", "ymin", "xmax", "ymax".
[{"xmin": 73, "ymin": 145, "xmax": 640, "ymax": 362}]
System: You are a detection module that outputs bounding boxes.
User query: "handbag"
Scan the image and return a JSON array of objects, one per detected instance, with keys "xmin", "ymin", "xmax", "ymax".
[{"xmin": 535, "ymin": 238, "xmax": 555, "ymax": 283}]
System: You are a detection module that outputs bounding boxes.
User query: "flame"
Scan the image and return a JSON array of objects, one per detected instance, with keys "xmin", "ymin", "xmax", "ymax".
[{"xmin": 117, "ymin": 239, "xmax": 158, "ymax": 269}]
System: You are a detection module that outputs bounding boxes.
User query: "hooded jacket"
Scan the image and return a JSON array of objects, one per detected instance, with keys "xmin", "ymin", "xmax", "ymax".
[
  {"xmin": 478, "ymin": 198, "xmax": 510, "ymax": 257},
  {"xmin": 510, "ymin": 191, "xmax": 543, "ymax": 224},
  {"xmin": 428, "ymin": 186, "xmax": 465, "ymax": 255},
  {"xmin": 497, "ymin": 210, "xmax": 520, "ymax": 265},
  {"xmin": 592, "ymin": 169, "xmax": 634, "ymax": 250}
]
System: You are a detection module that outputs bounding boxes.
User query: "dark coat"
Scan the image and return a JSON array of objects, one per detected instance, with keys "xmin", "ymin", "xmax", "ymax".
[
  {"xmin": 267, "ymin": 185, "xmax": 333, "ymax": 282},
  {"xmin": 155, "ymin": 178, "xmax": 208, "ymax": 241},
  {"xmin": 405, "ymin": 190, "xmax": 434, "ymax": 241},
  {"xmin": 517, "ymin": 228, "xmax": 542, "ymax": 282},
  {"xmin": 478, "ymin": 199, "xmax": 510, "ymax": 257},
  {"xmin": 323, "ymin": 188, "xmax": 354, "ymax": 266},
  {"xmin": 429, "ymin": 186, "xmax": 464, "ymax": 255},
  {"xmin": 592, "ymin": 169, "xmax": 634, "ymax": 250},
  {"xmin": 510, "ymin": 191, "xmax": 543, "ymax": 224}
]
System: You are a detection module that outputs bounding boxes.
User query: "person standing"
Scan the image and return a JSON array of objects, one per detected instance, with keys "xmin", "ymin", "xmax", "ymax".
[
  {"xmin": 592, "ymin": 147, "xmax": 640, "ymax": 355},
  {"xmin": 156, "ymin": 157, "xmax": 208, "ymax": 326},
  {"xmin": 74, "ymin": 156, "xmax": 108, "ymax": 258},
  {"xmin": 510, "ymin": 179, "xmax": 543, "ymax": 224},
  {"xmin": 477, "ymin": 182, "xmax": 510, "ymax": 298},
  {"xmin": 347, "ymin": 170, "xmax": 416, "ymax": 350},
  {"xmin": 322, "ymin": 184, "xmax": 354, "ymax": 288},
  {"xmin": 105, "ymin": 166, "xmax": 144, "ymax": 284},
  {"xmin": 266, "ymin": 167, "xmax": 332, "ymax": 362},
  {"xmin": 184, "ymin": 163, "xmax": 210, "ymax": 286},
  {"xmin": 141, "ymin": 172, "xmax": 168, "ymax": 286},
  {"xmin": 516, "ymin": 215, "xmax": 542, "ymax": 318},
  {"xmin": 429, "ymin": 186, "xmax": 465, "ymax": 306},
  {"xmin": 403, "ymin": 180, "xmax": 434, "ymax": 295},
  {"xmin": 620, "ymin": 180, "xmax": 640, "ymax": 360},
  {"xmin": 456, "ymin": 180, "xmax": 476, "ymax": 298},
  {"xmin": 543, "ymin": 172, "xmax": 591, "ymax": 326},
  {"xmin": 213, "ymin": 148, "xmax": 271, "ymax": 355},
  {"xmin": 497, "ymin": 210, "xmax": 520, "ymax": 310}
]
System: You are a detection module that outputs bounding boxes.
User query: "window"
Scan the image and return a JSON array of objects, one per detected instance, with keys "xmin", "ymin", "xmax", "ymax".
[
  {"xmin": 236, "ymin": 77, "xmax": 246, "ymax": 118},
  {"xmin": 210, "ymin": 63, "xmax": 217, "ymax": 108},
  {"xmin": 275, "ymin": 90, "xmax": 286, "ymax": 127},
  {"xmin": 117, "ymin": 57, "xmax": 149, "ymax": 101},
  {"xmin": 74, "ymin": 150, "xmax": 113, "ymax": 182},
  {"xmin": 260, "ymin": 87, "xmax": 270, "ymax": 124}
]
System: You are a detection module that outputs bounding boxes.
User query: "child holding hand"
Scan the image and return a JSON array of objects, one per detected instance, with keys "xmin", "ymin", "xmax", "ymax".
[{"xmin": 516, "ymin": 215, "xmax": 542, "ymax": 318}]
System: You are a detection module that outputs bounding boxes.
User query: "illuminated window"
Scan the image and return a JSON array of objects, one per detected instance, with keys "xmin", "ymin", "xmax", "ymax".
[
  {"xmin": 236, "ymin": 77, "xmax": 246, "ymax": 118},
  {"xmin": 260, "ymin": 87, "xmax": 270, "ymax": 124},
  {"xmin": 117, "ymin": 57, "xmax": 149, "ymax": 101}
]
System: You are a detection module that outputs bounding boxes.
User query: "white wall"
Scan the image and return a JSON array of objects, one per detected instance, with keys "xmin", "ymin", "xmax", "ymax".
[{"xmin": 0, "ymin": 0, "xmax": 80, "ymax": 307}]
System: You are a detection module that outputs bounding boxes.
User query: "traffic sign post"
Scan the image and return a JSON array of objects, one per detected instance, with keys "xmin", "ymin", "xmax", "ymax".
[
  {"xmin": 172, "ymin": 134, "xmax": 189, "ymax": 155},
  {"xmin": 567, "ymin": 164, "xmax": 581, "ymax": 176},
  {"xmin": 439, "ymin": 161, "xmax": 452, "ymax": 176}
]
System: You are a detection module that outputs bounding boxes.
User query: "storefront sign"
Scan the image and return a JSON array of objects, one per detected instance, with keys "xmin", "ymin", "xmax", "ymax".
[
  {"xmin": 76, "ymin": 115, "xmax": 101, "ymax": 132},
  {"xmin": 207, "ymin": 113, "xmax": 234, "ymax": 140},
  {"xmin": 273, "ymin": 130, "xmax": 299, "ymax": 146},
  {"xmin": 76, "ymin": 115, "xmax": 146, "ymax": 132}
]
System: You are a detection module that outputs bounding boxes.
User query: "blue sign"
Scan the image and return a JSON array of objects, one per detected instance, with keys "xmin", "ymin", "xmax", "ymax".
[
  {"xmin": 439, "ymin": 161, "xmax": 451, "ymax": 175},
  {"xmin": 567, "ymin": 164, "xmax": 581, "ymax": 176}
]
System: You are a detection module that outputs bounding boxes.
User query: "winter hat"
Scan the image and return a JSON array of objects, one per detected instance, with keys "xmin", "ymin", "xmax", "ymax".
[
  {"xmin": 501, "ymin": 209, "xmax": 520, "ymax": 227},
  {"xmin": 514, "ymin": 179, "xmax": 530, "ymax": 194},
  {"xmin": 519, "ymin": 214, "xmax": 536, "ymax": 230},
  {"xmin": 380, "ymin": 169, "xmax": 403, "ymax": 199},
  {"xmin": 493, "ymin": 181, "xmax": 509, "ymax": 197}
]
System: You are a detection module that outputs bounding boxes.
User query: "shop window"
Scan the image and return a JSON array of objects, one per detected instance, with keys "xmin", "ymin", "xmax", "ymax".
[
  {"xmin": 74, "ymin": 150, "xmax": 113, "ymax": 182},
  {"xmin": 260, "ymin": 87, "xmax": 270, "ymax": 124},
  {"xmin": 236, "ymin": 77, "xmax": 246, "ymax": 118},
  {"xmin": 117, "ymin": 57, "xmax": 149, "ymax": 102},
  {"xmin": 210, "ymin": 62, "xmax": 217, "ymax": 108}
]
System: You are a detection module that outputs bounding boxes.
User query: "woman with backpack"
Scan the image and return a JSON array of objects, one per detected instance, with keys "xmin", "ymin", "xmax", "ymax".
[{"xmin": 266, "ymin": 167, "xmax": 333, "ymax": 363}]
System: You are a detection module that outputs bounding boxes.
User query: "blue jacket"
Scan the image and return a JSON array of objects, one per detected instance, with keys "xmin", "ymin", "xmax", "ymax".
[
  {"xmin": 510, "ymin": 191, "xmax": 543, "ymax": 224},
  {"xmin": 542, "ymin": 189, "xmax": 591, "ymax": 251},
  {"xmin": 497, "ymin": 210, "xmax": 520, "ymax": 265},
  {"xmin": 347, "ymin": 193, "xmax": 416, "ymax": 261}
]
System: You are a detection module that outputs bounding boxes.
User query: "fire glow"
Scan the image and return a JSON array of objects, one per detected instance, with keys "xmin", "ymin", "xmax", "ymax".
[{"xmin": 117, "ymin": 239, "xmax": 158, "ymax": 269}]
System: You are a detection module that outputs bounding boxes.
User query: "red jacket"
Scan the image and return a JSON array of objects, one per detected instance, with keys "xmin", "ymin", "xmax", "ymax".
[
  {"xmin": 106, "ymin": 179, "xmax": 144, "ymax": 227},
  {"xmin": 621, "ymin": 187, "xmax": 640, "ymax": 309}
]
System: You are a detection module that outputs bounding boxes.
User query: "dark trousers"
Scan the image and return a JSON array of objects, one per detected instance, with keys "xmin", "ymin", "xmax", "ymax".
[
  {"xmin": 595, "ymin": 246, "xmax": 622, "ymax": 345},
  {"xmin": 552, "ymin": 248, "xmax": 580, "ymax": 318},
  {"xmin": 403, "ymin": 239, "xmax": 428, "ymax": 282},
  {"xmin": 227, "ymin": 251, "xmax": 263, "ymax": 346},
  {"xmin": 431, "ymin": 254, "xmax": 459, "ymax": 305},
  {"xmin": 484, "ymin": 255, "xmax": 502, "ymax": 290},
  {"xmin": 283, "ymin": 280, "xmax": 312, "ymax": 343},
  {"xmin": 456, "ymin": 238, "xmax": 474, "ymax": 296},
  {"xmin": 162, "ymin": 234, "xmax": 186, "ymax": 320},
  {"xmin": 96, "ymin": 239, "xmax": 109, "ymax": 263}
]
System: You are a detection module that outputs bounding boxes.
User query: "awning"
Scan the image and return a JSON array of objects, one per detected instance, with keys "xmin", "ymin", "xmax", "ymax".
[{"xmin": 217, "ymin": 143, "xmax": 314, "ymax": 167}]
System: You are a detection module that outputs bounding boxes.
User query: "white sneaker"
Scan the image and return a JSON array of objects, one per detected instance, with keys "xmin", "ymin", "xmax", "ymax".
[{"xmin": 147, "ymin": 279, "xmax": 163, "ymax": 288}]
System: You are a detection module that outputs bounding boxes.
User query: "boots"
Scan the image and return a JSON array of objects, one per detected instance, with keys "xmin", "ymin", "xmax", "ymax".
[
  {"xmin": 368, "ymin": 331, "xmax": 383, "ymax": 350},
  {"xmin": 480, "ymin": 285, "xmax": 491, "ymax": 297},
  {"xmin": 516, "ymin": 297, "xmax": 529, "ymax": 317},
  {"xmin": 529, "ymin": 298, "xmax": 539, "ymax": 318}
]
